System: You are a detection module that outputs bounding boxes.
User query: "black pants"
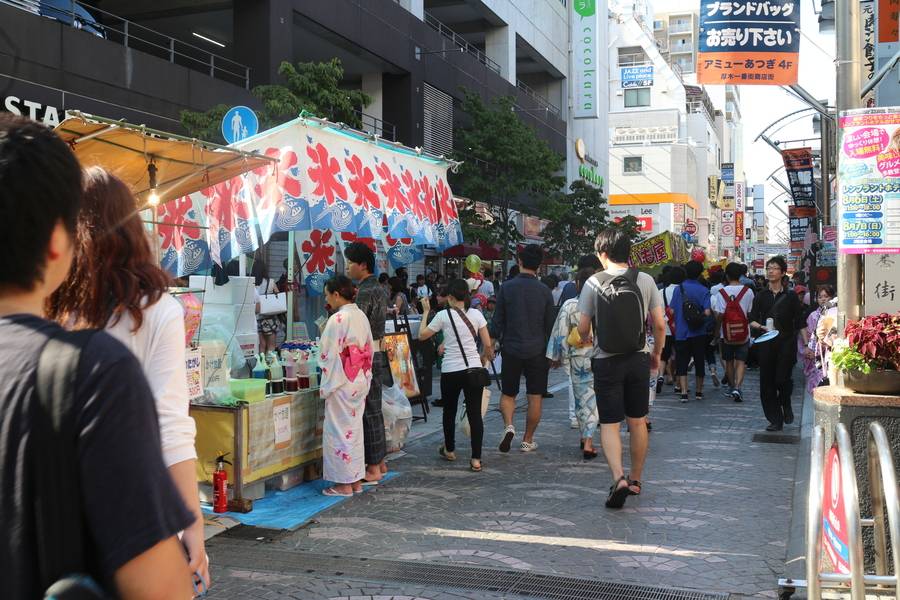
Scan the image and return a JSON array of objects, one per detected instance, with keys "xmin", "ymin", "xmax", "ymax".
[
  {"xmin": 363, "ymin": 352, "xmax": 388, "ymax": 465},
  {"xmin": 440, "ymin": 370, "xmax": 484, "ymax": 459},
  {"xmin": 756, "ymin": 336, "xmax": 796, "ymax": 426}
]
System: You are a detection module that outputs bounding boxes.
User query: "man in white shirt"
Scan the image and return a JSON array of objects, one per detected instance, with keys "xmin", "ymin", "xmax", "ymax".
[
  {"xmin": 711, "ymin": 262, "xmax": 755, "ymax": 402},
  {"xmin": 478, "ymin": 269, "xmax": 495, "ymax": 298}
]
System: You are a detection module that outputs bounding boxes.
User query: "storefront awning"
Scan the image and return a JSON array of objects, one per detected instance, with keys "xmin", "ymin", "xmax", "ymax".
[
  {"xmin": 443, "ymin": 240, "xmax": 501, "ymax": 260},
  {"xmin": 55, "ymin": 111, "xmax": 277, "ymax": 206}
]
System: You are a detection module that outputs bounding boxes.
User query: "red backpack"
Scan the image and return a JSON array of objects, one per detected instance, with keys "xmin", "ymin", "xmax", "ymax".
[
  {"xmin": 663, "ymin": 288, "xmax": 676, "ymax": 336},
  {"xmin": 719, "ymin": 286, "xmax": 750, "ymax": 344}
]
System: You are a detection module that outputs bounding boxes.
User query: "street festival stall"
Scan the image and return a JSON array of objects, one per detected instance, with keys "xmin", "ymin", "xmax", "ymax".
[{"xmin": 143, "ymin": 112, "xmax": 463, "ymax": 510}]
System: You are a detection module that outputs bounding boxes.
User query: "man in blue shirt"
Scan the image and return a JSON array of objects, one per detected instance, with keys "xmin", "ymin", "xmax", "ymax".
[
  {"xmin": 491, "ymin": 244, "xmax": 556, "ymax": 453},
  {"xmin": 671, "ymin": 260, "xmax": 712, "ymax": 403}
]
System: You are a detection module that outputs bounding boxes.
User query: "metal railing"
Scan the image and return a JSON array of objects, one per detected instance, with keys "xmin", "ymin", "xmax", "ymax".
[
  {"xmin": 2, "ymin": 0, "xmax": 251, "ymax": 89},
  {"xmin": 515, "ymin": 80, "xmax": 560, "ymax": 118},
  {"xmin": 355, "ymin": 109, "xmax": 398, "ymax": 142},
  {"xmin": 668, "ymin": 22, "xmax": 693, "ymax": 34},
  {"xmin": 782, "ymin": 422, "xmax": 900, "ymax": 598},
  {"xmin": 424, "ymin": 12, "xmax": 502, "ymax": 75}
]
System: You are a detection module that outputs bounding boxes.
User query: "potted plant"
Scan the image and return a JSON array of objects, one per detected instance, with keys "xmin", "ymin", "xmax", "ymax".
[{"xmin": 831, "ymin": 312, "xmax": 900, "ymax": 395}]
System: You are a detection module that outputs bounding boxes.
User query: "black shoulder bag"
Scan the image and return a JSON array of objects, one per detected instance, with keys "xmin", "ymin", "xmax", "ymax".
[
  {"xmin": 446, "ymin": 307, "xmax": 491, "ymax": 388},
  {"xmin": 35, "ymin": 330, "xmax": 111, "ymax": 600}
]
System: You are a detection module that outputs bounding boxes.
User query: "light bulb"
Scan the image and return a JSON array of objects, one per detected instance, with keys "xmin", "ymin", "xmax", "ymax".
[{"xmin": 148, "ymin": 192, "xmax": 160, "ymax": 206}]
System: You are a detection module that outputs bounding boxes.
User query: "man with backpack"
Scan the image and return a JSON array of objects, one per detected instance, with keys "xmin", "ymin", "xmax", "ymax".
[
  {"xmin": 0, "ymin": 115, "xmax": 195, "ymax": 599},
  {"xmin": 712, "ymin": 263, "xmax": 755, "ymax": 403},
  {"xmin": 670, "ymin": 260, "xmax": 713, "ymax": 403},
  {"xmin": 577, "ymin": 230, "xmax": 665, "ymax": 509}
]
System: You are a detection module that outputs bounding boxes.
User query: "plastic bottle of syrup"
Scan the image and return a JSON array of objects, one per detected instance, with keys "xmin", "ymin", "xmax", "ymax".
[
  {"xmin": 269, "ymin": 351, "xmax": 285, "ymax": 395},
  {"xmin": 283, "ymin": 350, "xmax": 299, "ymax": 392}
]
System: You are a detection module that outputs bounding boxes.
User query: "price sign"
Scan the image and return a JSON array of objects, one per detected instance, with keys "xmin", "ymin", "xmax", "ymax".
[
  {"xmin": 185, "ymin": 347, "xmax": 203, "ymax": 400},
  {"xmin": 273, "ymin": 396, "xmax": 292, "ymax": 450}
]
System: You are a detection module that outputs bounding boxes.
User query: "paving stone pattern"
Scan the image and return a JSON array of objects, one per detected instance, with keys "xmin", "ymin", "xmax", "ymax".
[{"xmin": 206, "ymin": 366, "xmax": 803, "ymax": 599}]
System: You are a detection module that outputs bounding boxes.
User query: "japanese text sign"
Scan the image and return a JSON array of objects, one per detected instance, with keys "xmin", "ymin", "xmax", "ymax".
[
  {"xmin": 629, "ymin": 232, "xmax": 689, "ymax": 267},
  {"xmin": 789, "ymin": 206, "xmax": 816, "ymax": 242},
  {"xmin": 864, "ymin": 254, "xmax": 900, "ymax": 314},
  {"xmin": 838, "ymin": 108, "xmax": 900, "ymax": 255},
  {"xmin": 782, "ymin": 147, "xmax": 817, "ymax": 208},
  {"xmin": 698, "ymin": 0, "xmax": 800, "ymax": 85}
]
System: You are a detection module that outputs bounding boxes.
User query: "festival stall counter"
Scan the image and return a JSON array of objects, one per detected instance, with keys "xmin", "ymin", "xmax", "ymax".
[{"xmin": 152, "ymin": 113, "xmax": 463, "ymax": 512}]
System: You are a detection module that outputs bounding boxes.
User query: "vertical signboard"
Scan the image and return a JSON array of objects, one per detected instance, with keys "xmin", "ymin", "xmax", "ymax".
[
  {"xmin": 838, "ymin": 108, "xmax": 900, "ymax": 255},
  {"xmin": 697, "ymin": 0, "xmax": 801, "ymax": 85},
  {"xmin": 735, "ymin": 210, "xmax": 745, "ymax": 243},
  {"xmin": 782, "ymin": 148, "xmax": 817, "ymax": 208},
  {"xmin": 862, "ymin": 0, "xmax": 876, "ymax": 107},
  {"xmin": 864, "ymin": 254, "xmax": 900, "ymax": 314},
  {"xmin": 721, "ymin": 163, "xmax": 735, "ymax": 209},
  {"xmin": 572, "ymin": 0, "xmax": 600, "ymax": 119},
  {"xmin": 721, "ymin": 209, "xmax": 736, "ymax": 248}
]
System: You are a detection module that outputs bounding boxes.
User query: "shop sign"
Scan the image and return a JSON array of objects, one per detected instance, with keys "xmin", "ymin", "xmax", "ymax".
[
  {"xmin": 629, "ymin": 231, "xmax": 689, "ymax": 267},
  {"xmin": 611, "ymin": 205, "xmax": 656, "ymax": 233},
  {"xmin": 878, "ymin": 0, "xmax": 899, "ymax": 43},
  {"xmin": 697, "ymin": 0, "xmax": 801, "ymax": 85},
  {"xmin": 735, "ymin": 182, "xmax": 746, "ymax": 211},
  {"xmin": 683, "ymin": 220, "xmax": 698, "ymax": 235},
  {"xmin": 864, "ymin": 254, "xmax": 900, "ymax": 314},
  {"xmin": 822, "ymin": 446, "xmax": 851, "ymax": 574},
  {"xmin": 722, "ymin": 210, "xmax": 735, "ymax": 223},
  {"xmin": 575, "ymin": 138, "xmax": 605, "ymax": 190},
  {"xmin": 273, "ymin": 396, "xmax": 292, "ymax": 450},
  {"xmin": 185, "ymin": 348, "xmax": 203, "ymax": 400},
  {"xmin": 782, "ymin": 147, "xmax": 816, "ymax": 208},
  {"xmin": 3, "ymin": 95, "xmax": 61, "ymax": 127},
  {"xmin": 838, "ymin": 108, "xmax": 900, "ymax": 254},
  {"xmin": 789, "ymin": 206, "xmax": 815, "ymax": 242},
  {"xmin": 572, "ymin": 0, "xmax": 600, "ymax": 119},
  {"xmin": 735, "ymin": 211, "xmax": 745, "ymax": 242},
  {"xmin": 862, "ymin": 0, "xmax": 876, "ymax": 107},
  {"xmin": 621, "ymin": 65, "xmax": 654, "ymax": 88},
  {"xmin": 708, "ymin": 175, "xmax": 720, "ymax": 202}
]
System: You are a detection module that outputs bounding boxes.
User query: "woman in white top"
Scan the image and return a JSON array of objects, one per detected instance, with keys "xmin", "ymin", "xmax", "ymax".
[
  {"xmin": 419, "ymin": 279, "xmax": 494, "ymax": 472},
  {"xmin": 252, "ymin": 258, "xmax": 280, "ymax": 353},
  {"xmin": 46, "ymin": 167, "xmax": 208, "ymax": 587}
]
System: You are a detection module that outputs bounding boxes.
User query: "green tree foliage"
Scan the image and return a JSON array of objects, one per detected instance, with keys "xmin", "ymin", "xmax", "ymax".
[
  {"xmin": 539, "ymin": 180, "xmax": 643, "ymax": 261},
  {"xmin": 451, "ymin": 90, "xmax": 564, "ymax": 260},
  {"xmin": 180, "ymin": 59, "xmax": 371, "ymax": 143}
]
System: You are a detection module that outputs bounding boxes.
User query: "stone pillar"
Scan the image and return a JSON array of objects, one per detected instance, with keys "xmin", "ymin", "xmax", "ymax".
[
  {"xmin": 361, "ymin": 73, "xmax": 384, "ymax": 136},
  {"xmin": 233, "ymin": 0, "xmax": 293, "ymax": 87},
  {"xmin": 485, "ymin": 26, "xmax": 516, "ymax": 85}
]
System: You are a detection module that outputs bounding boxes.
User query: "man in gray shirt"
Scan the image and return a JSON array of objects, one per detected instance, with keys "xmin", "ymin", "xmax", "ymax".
[{"xmin": 577, "ymin": 229, "xmax": 666, "ymax": 509}]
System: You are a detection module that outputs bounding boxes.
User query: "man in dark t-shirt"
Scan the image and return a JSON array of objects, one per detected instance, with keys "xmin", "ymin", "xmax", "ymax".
[{"xmin": 0, "ymin": 115, "xmax": 194, "ymax": 599}]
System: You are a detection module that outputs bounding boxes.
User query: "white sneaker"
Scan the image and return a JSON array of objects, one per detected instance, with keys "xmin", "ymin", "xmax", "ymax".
[
  {"xmin": 570, "ymin": 418, "xmax": 579, "ymax": 429},
  {"xmin": 520, "ymin": 441, "xmax": 538, "ymax": 452},
  {"xmin": 499, "ymin": 425, "xmax": 516, "ymax": 453}
]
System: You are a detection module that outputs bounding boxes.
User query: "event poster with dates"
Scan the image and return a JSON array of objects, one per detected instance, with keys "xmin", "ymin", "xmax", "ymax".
[{"xmin": 838, "ymin": 108, "xmax": 900, "ymax": 254}]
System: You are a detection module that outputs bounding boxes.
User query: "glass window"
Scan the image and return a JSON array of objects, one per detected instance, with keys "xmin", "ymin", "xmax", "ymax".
[
  {"xmin": 623, "ymin": 156, "xmax": 643, "ymax": 173},
  {"xmin": 624, "ymin": 88, "xmax": 651, "ymax": 107}
]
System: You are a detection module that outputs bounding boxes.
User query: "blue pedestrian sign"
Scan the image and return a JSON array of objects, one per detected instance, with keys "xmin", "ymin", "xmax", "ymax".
[{"xmin": 222, "ymin": 106, "xmax": 258, "ymax": 144}]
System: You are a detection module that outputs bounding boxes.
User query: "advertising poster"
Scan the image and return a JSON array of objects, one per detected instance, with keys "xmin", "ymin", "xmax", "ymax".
[
  {"xmin": 822, "ymin": 446, "xmax": 851, "ymax": 574},
  {"xmin": 621, "ymin": 65, "xmax": 654, "ymax": 88},
  {"xmin": 697, "ymin": 0, "xmax": 801, "ymax": 85},
  {"xmin": 838, "ymin": 108, "xmax": 900, "ymax": 254},
  {"xmin": 185, "ymin": 347, "xmax": 203, "ymax": 400},
  {"xmin": 782, "ymin": 148, "xmax": 817, "ymax": 208},
  {"xmin": 383, "ymin": 333, "xmax": 420, "ymax": 399},
  {"xmin": 789, "ymin": 206, "xmax": 816, "ymax": 242}
]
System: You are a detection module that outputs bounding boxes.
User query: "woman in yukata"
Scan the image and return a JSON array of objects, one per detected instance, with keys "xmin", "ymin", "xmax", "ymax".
[
  {"xmin": 547, "ymin": 268, "xmax": 599, "ymax": 459},
  {"xmin": 319, "ymin": 275, "xmax": 375, "ymax": 497}
]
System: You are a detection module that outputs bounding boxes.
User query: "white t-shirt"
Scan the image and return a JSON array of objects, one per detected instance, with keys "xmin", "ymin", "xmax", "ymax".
[
  {"xmin": 711, "ymin": 284, "xmax": 755, "ymax": 317},
  {"xmin": 662, "ymin": 284, "xmax": 678, "ymax": 333},
  {"xmin": 106, "ymin": 294, "xmax": 197, "ymax": 467},
  {"xmin": 427, "ymin": 307, "xmax": 487, "ymax": 373}
]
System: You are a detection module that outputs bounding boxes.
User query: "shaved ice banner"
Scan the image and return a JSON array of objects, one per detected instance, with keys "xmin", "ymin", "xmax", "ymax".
[{"xmin": 157, "ymin": 116, "xmax": 462, "ymax": 281}]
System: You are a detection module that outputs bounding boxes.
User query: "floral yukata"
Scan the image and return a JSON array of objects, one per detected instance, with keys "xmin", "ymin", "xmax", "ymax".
[
  {"xmin": 320, "ymin": 303, "xmax": 374, "ymax": 484},
  {"xmin": 546, "ymin": 298, "xmax": 598, "ymax": 439}
]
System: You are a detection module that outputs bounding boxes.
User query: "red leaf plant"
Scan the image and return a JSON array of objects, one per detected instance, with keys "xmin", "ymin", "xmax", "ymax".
[{"xmin": 844, "ymin": 312, "xmax": 900, "ymax": 371}]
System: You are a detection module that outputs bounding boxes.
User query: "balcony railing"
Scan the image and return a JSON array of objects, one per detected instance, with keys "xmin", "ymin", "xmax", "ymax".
[
  {"xmin": 516, "ymin": 80, "xmax": 560, "ymax": 118},
  {"xmin": 424, "ymin": 12, "xmax": 502, "ymax": 75},
  {"xmin": 355, "ymin": 110, "xmax": 398, "ymax": 142},
  {"xmin": 2, "ymin": 0, "xmax": 251, "ymax": 89},
  {"xmin": 668, "ymin": 22, "xmax": 693, "ymax": 34}
]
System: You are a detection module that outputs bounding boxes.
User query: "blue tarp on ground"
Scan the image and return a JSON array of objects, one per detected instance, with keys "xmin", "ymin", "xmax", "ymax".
[{"xmin": 202, "ymin": 471, "xmax": 401, "ymax": 530}]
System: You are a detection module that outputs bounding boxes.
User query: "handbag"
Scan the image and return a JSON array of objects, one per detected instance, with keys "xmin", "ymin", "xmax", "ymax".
[
  {"xmin": 566, "ymin": 325, "xmax": 592, "ymax": 349},
  {"xmin": 258, "ymin": 279, "xmax": 287, "ymax": 316},
  {"xmin": 446, "ymin": 307, "xmax": 491, "ymax": 388},
  {"xmin": 459, "ymin": 385, "xmax": 491, "ymax": 437}
]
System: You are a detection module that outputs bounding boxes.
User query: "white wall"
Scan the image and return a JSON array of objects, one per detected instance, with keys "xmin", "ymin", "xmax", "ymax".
[{"xmin": 479, "ymin": 0, "xmax": 569, "ymax": 77}]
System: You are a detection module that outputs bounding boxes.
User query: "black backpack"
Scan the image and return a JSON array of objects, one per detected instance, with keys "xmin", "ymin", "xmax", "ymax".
[
  {"xmin": 679, "ymin": 283, "xmax": 706, "ymax": 330},
  {"xmin": 592, "ymin": 268, "xmax": 646, "ymax": 354}
]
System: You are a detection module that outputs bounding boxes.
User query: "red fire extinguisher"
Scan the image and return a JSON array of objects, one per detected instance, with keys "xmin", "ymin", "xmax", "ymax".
[{"xmin": 213, "ymin": 452, "xmax": 232, "ymax": 513}]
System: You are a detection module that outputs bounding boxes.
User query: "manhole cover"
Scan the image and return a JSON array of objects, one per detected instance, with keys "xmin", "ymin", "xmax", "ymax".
[{"xmin": 752, "ymin": 433, "xmax": 800, "ymax": 444}]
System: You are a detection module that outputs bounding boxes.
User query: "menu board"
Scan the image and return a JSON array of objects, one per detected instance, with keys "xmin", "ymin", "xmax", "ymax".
[{"xmin": 838, "ymin": 108, "xmax": 900, "ymax": 254}]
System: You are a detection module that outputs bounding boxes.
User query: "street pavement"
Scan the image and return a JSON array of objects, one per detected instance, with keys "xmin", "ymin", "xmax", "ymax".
[{"xmin": 205, "ymin": 363, "xmax": 806, "ymax": 599}]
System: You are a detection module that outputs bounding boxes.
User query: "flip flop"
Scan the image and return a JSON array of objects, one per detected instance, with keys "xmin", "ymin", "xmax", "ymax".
[
  {"xmin": 605, "ymin": 476, "xmax": 631, "ymax": 509},
  {"xmin": 322, "ymin": 487, "xmax": 353, "ymax": 497},
  {"xmin": 470, "ymin": 460, "xmax": 483, "ymax": 472},
  {"xmin": 360, "ymin": 479, "xmax": 380, "ymax": 486}
]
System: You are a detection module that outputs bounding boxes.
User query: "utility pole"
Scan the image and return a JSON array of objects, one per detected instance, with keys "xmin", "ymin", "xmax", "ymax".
[{"xmin": 835, "ymin": 0, "xmax": 863, "ymax": 325}]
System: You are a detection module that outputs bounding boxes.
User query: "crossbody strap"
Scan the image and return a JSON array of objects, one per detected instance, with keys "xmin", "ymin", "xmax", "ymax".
[
  {"xmin": 445, "ymin": 307, "xmax": 471, "ymax": 368},
  {"xmin": 34, "ymin": 329, "xmax": 97, "ymax": 589}
]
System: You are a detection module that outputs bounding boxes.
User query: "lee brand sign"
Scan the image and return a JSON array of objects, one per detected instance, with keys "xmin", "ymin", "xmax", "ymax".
[{"xmin": 572, "ymin": 0, "xmax": 600, "ymax": 119}]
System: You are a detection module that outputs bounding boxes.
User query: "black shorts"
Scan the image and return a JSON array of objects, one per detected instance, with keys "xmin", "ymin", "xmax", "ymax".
[
  {"xmin": 722, "ymin": 341, "xmax": 750, "ymax": 362},
  {"xmin": 592, "ymin": 352, "xmax": 650, "ymax": 424},
  {"xmin": 675, "ymin": 336, "xmax": 707, "ymax": 377},
  {"xmin": 501, "ymin": 353, "xmax": 549, "ymax": 397}
]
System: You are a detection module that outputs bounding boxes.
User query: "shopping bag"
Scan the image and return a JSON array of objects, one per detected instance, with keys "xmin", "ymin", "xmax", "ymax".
[{"xmin": 459, "ymin": 386, "xmax": 491, "ymax": 438}]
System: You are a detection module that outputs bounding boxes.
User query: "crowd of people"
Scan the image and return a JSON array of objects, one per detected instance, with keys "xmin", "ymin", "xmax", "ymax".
[{"xmin": 0, "ymin": 113, "xmax": 836, "ymax": 598}]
